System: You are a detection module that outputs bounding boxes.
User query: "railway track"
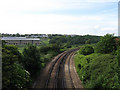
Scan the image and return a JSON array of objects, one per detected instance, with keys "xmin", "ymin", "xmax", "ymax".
[{"xmin": 33, "ymin": 48, "xmax": 83, "ymax": 89}]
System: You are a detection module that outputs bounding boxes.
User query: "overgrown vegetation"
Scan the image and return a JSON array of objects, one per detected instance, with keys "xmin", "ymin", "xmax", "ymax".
[
  {"xmin": 117, "ymin": 41, "xmax": 120, "ymax": 84},
  {"xmin": 37, "ymin": 44, "xmax": 62, "ymax": 72},
  {"xmin": 21, "ymin": 45, "xmax": 41, "ymax": 76},
  {"xmin": 75, "ymin": 53, "xmax": 119, "ymax": 88},
  {"xmin": 75, "ymin": 34, "xmax": 120, "ymax": 89},
  {"xmin": 95, "ymin": 34, "xmax": 117, "ymax": 54},
  {"xmin": 2, "ymin": 42, "xmax": 61, "ymax": 89},
  {"xmin": 79, "ymin": 45, "xmax": 94, "ymax": 55},
  {"xmin": 2, "ymin": 45, "xmax": 31, "ymax": 89}
]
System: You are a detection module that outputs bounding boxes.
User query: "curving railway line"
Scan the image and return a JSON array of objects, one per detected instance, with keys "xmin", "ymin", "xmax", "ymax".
[{"xmin": 32, "ymin": 48, "xmax": 84, "ymax": 89}]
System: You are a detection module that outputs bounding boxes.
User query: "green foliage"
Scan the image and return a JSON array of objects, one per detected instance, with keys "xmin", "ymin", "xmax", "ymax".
[
  {"xmin": 117, "ymin": 46, "xmax": 120, "ymax": 66},
  {"xmin": 75, "ymin": 34, "xmax": 120, "ymax": 88},
  {"xmin": 39, "ymin": 38, "xmax": 49, "ymax": 46},
  {"xmin": 40, "ymin": 44, "xmax": 61, "ymax": 55},
  {"xmin": 49, "ymin": 35, "xmax": 100, "ymax": 47},
  {"xmin": 17, "ymin": 46, "xmax": 24, "ymax": 53},
  {"xmin": 4, "ymin": 45, "xmax": 22, "ymax": 61},
  {"xmin": 117, "ymin": 46, "xmax": 120, "ymax": 84},
  {"xmin": 64, "ymin": 42, "xmax": 72, "ymax": 48},
  {"xmin": 3, "ymin": 43, "xmax": 62, "ymax": 89},
  {"xmin": 85, "ymin": 39, "xmax": 91, "ymax": 44},
  {"xmin": 95, "ymin": 34, "xmax": 117, "ymax": 54},
  {"xmin": 49, "ymin": 36, "xmax": 67, "ymax": 45},
  {"xmin": 2, "ymin": 45, "xmax": 31, "ymax": 89},
  {"xmin": 75, "ymin": 53, "xmax": 120, "ymax": 89},
  {"xmin": 39, "ymin": 44, "xmax": 61, "ymax": 65},
  {"xmin": 79, "ymin": 45, "xmax": 94, "ymax": 55},
  {"xmin": 22, "ymin": 44, "xmax": 41, "ymax": 76},
  {"xmin": 2, "ymin": 40, "xmax": 7, "ymax": 46}
]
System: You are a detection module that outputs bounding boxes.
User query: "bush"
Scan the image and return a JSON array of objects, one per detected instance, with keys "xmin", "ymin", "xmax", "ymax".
[{"xmin": 79, "ymin": 45, "xmax": 94, "ymax": 55}]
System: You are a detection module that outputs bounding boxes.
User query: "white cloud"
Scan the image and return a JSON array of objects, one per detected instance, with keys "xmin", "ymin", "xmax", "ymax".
[
  {"xmin": 94, "ymin": 25, "xmax": 100, "ymax": 29},
  {"xmin": 0, "ymin": 0, "xmax": 118, "ymax": 36},
  {"xmin": 101, "ymin": 27, "xmax": 117, "ymax": 31},
  {"xmin": 0, "ymin": 13, "xmax": 117, "ymax": 35}
]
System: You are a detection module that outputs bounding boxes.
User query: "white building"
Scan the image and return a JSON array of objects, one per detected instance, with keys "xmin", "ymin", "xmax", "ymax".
[{"xmin": 2, "ymin": 37, "xmax": 40, "ymax": 45}]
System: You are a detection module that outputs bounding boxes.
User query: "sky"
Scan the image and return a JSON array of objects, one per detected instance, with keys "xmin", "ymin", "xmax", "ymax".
[{"xmin": 0, "ymin": 0, "xmax": 119, "ymax": 36}]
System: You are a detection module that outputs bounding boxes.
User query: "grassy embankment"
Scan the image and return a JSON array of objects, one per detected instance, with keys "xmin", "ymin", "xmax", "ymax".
[{"xmin": 74, "ymin": 45, "xmax": 119, "ymax": 88}]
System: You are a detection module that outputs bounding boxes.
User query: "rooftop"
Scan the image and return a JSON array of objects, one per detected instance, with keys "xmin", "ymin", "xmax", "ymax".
[{"xmin": 2, "ymin": 37, "xmax": 40, "ymax": 40}]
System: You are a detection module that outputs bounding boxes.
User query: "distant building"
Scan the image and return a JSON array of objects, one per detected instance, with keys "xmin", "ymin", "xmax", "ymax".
[
  {"xmin": 115, "ymin": 38, "xmax": 120, "ymax": 41},
  {"xmin": 115, "ymin": 38, "xmax": 120, "ymax": 45},
  {"xmin": 30, "ymin": 34, "xmax": 48, "ymax": 38},
  {"xmin": 2, "ymin": 37, "xmax": 40, "ymax": 45},
  {"xmin": 70, "ymin": 34, "xmax": 77, "ymax": 37}
]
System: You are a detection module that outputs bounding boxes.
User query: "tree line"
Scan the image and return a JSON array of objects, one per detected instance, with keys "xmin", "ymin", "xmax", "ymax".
[{"xmin": 49, "ymin": 35, "xmax": 100, "ymax": 48}]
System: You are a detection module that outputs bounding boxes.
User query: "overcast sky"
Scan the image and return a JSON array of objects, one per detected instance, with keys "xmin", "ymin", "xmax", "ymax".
[{"xmin": 0, "ymin": 0, "xmax": 119, "ymax": 36}]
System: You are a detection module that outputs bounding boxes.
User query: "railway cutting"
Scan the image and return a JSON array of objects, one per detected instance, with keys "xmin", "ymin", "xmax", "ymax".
[{"xmin": 32, "ymin": 48, "xmax": 84, "ymax": 89}]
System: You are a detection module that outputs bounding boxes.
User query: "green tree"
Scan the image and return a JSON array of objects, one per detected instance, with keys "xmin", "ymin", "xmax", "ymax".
[
  {"xmin": 4, "ymin": 45, "xmax": 22, "ymax": 62},
  {"xmin": 65, "ymin": 42, "xmax": 72, "ymax": 48},
  {"xmin": 85, "ymin": 39, "xmax": 91, "ymax": 44},
  {"xmin": 2, "ymin": 40, "xmax": 7, "ymax": 46},
  {"xmin": 117, "ymin": 42, "xmax": 120, "ymax": 84},
  {"xmin": 16, "ymin": 33, "xmax": 20, "ymax": 37},
  {"xmin": 22, "ymin": 44, "xmax": 41, "ymax": 76},
  {"xmin": 49, "ymin": 35, "xmax": 100, "ymax": 46},
  {"xmin": 50, "ymin": 44, "xmax": 61, "ymax": 53},
  {"xmin": 79, "ymin": 45, "xmax": 94, "ymax": 55},
  {"xmin": 2, "ymin": 45, "xmax": 31, "ymax": 89},
  {"xmin": 95, "ymin": 34, "xmax": 116, "ymax": 54},
  {"xmin": 40, "ymin": 44, "xmax": 61, "ymax": 54}
]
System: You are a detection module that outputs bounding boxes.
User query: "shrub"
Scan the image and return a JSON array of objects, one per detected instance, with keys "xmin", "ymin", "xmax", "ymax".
[{"xmin": 79, "ymin": 45, "xmax": 94, "ymax": 55}]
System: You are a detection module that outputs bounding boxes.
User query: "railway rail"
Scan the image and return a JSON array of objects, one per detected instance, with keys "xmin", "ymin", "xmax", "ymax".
[{"xmin": 33, "ymin": 48, "xmax": 83, "ymax": 89}]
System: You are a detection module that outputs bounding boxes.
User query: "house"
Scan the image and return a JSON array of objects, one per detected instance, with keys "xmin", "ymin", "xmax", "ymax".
[
  {"xmin": 115, "ymin": 38, "xmax": 120, "ymax": 45},
  {"xmin": 2, "ymin": 37, "xmax": 40, "ymax": 45}
]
